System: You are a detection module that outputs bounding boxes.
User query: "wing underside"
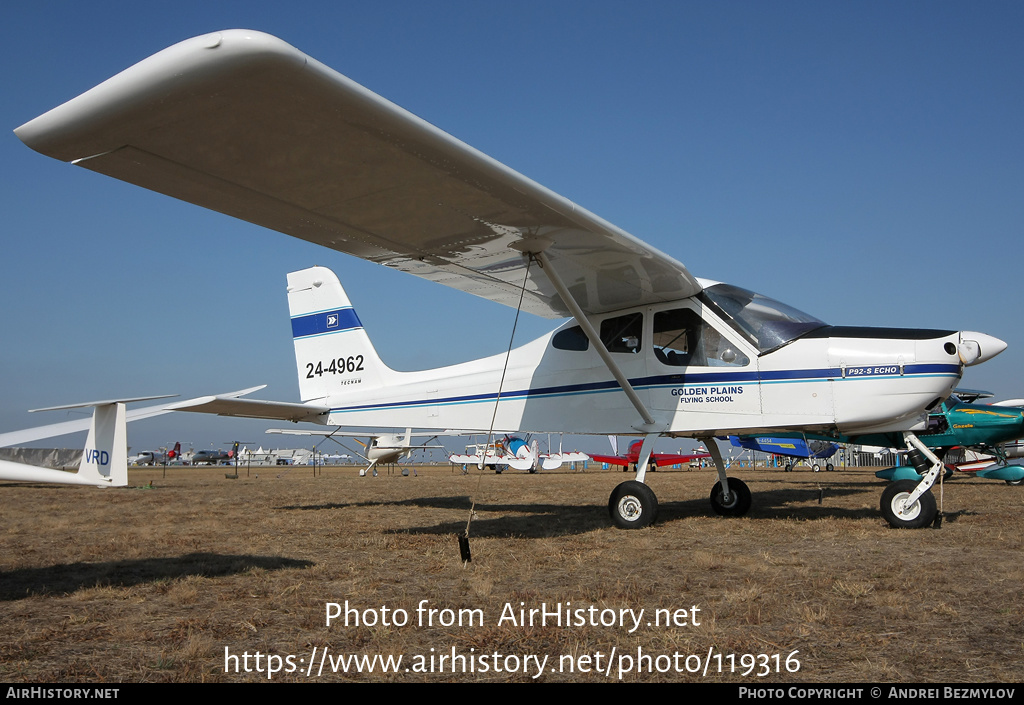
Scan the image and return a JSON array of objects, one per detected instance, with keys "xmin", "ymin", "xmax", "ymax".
[{"xmin": 16, "ymin": 30, "xmax": 700, "ymax": 318}]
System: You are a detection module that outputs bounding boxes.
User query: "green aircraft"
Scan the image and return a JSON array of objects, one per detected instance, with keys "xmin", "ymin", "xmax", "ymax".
[{"xmin": 850, "ymin": 394, "xmax": 1024, "ymax": 485}]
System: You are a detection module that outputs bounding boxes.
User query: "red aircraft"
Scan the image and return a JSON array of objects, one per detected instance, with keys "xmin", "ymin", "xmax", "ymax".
[{"xmin": 590, "ymin": 439, "xmax": 710, "ymax": 472}]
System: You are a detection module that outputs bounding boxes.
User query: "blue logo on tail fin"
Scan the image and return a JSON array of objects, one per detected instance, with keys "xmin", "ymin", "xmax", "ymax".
[{"xmin": 291, "ymin": 308, "xmax": 362, "ymax": 339}]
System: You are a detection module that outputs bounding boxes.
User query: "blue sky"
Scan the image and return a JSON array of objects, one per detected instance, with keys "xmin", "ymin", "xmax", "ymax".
[{"xmin": 2, "ymin": 1, "xmax": 1022, "ymax": 455}]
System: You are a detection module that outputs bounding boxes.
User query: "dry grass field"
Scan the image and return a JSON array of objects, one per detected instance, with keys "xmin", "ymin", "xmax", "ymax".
[{"xmin": 1, "ymin": 463, "xmax": 1021, "ymax": 683}]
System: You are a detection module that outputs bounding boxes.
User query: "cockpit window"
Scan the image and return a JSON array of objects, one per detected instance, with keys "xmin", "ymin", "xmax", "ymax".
[
  {"xmin": 698, "ymin": 283, "xmax": 827, "ymax": 353},
  {"xmin": 654, "ymin": 308, "xmax": 748, "ymax": 367},
  {"xmin": 552, "ymin": 325, "xmax": 589, "ymax": 351},
  {"xmin": 601, "ymin": 313, "xmax": 642, "ymax": 353}
]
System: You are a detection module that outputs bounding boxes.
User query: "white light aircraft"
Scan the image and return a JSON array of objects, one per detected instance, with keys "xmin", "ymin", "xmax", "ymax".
[
  {"xmin": 449, "ymin": 435, "xmax": 590, "ymax": 473},
  {"xmin": 15, "ymin": 30, "xmax": 1008, "ymax": 528},
  {"xmin": 267, "ymin": 428, "xmax": 447, "ymax": 476},
  {"xmin": 130, "ymin": 441, "xmax": 182, "ymax": 466}
]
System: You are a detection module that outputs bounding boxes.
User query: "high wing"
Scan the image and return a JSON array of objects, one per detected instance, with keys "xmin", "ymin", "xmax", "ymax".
[{"xmin": 15, "ymin": 29, "xmax": 701, "ymax": 318}]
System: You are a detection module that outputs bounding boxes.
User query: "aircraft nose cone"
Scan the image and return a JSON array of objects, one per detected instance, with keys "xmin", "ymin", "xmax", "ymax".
[{"xmin": 958, "ymin": 331, "xmax": 1008, "ymax": 366}]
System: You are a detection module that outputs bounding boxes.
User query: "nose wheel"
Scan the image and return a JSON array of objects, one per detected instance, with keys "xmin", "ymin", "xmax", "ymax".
[{"xmin": 880, "ymin": 479, "xmax": 937, "ymax": 528}]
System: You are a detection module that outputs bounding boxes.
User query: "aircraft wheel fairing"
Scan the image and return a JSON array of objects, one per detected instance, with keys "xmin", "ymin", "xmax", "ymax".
[
  {"xmin": 709, "ymin": 478, "xmax": 752, "ymax": 516},
  {"xmin": 880, "ymin": 480, "xmax": 937, "ymax": 529},
  {"xmin": 609, "ymin": 481, "xmax": 658, "ymax": 529}
]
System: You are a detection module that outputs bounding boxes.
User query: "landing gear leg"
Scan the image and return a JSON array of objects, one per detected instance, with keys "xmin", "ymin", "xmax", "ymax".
[
  {"xmin": 706, "ymin": 440, "xmax": 752, "ymax": 516},
  {"xmin": 880, "ymin": 432, "xmax": 940, "ymax": 528}
]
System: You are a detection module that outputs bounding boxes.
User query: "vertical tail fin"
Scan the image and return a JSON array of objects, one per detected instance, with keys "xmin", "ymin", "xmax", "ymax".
[
  {"xmin": 77, "ymin": 402, "xmax": 128, "ymax": 487},
  {"xmin": 287, "ymin": 266, "xmax": 395, "ymax": 401}
]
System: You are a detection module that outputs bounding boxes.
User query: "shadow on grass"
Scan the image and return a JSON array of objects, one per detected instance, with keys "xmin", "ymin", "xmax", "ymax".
[
  {"xmin": 390, "ymin": 487, "xmax": 890, "ymax": 537},
  {"xmin": 275, "ymin": 482, "xmax": 941, "ymax": 538},
  {"xmin": 0, "ymin": 552, "xmax": 313, "ymax": 601},
  {"xmin": 277, "ymin": 495, "xmax": 474, "ymax": 512}
]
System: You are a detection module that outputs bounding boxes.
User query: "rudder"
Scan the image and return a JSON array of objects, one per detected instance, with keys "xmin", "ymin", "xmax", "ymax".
[{"xmin": 77, "ymin": 403, "xmax": 128, "ymax": 487}]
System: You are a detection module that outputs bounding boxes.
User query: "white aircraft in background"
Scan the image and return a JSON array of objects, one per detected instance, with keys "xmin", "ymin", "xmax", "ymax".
[
  {"xmin": 267, "ymin": 428, "xmax": 447, "ymax": 476},
  {"xmin": 130, "ymin": 441, "xmax": 182, "ymax": 466},
  {"xmin": 16, "ymin": 30, "xmax": 1008, "ymax": 529},
  {"xmin": 449, "ymin": 435, "xmax": 590, "ymax": 473}
]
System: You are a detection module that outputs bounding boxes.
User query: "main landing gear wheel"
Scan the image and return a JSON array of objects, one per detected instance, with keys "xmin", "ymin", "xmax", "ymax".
[
  {"xmin": 1006, "ymin": 478, "xmax": 1023, "ymax": 486},
  {"xmin": 709, "ymin": 478, "xmax": 752, "ymax": 516},
  {"xmin": 609, "ymin": 481, "xmax": 658, "ymax": 529},
  {"xmin": 880, "ymin": 479, "xmax": 937, "ymax": 529},
  {"xmin": 826, "ymin": 463, "xmax": 835, "ymax": 472},
  {"xmin": 812, "ymin": 463, "xmax": 821, "ymax": 472},
  {"xmin": 784, "ymin": 463, "xmax": 793, "ymax": 472}
]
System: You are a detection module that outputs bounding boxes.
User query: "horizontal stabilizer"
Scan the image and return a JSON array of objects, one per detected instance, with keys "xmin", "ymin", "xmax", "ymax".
[
  {"xmin": 266, "ymin": 428, "xmax": 462, "ymax": 437},
  {"xmin": 169, "ymin": 395, "xmax": 329, "ymax": 423}
]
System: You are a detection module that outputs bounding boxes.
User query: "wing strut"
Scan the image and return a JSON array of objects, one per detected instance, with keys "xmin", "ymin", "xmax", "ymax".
[{"xmin": 526, "ymin": 246, "xmax": 657, "ymax": 429}]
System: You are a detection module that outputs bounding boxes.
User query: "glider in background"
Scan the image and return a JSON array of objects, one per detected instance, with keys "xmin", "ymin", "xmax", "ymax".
[
  {"xmin": 16, "ymin": 30, "xmax": 1008, "ymax": 529},
  {"xmin": 0, "ymin": 388, "xmax": 263, "ymax": 487},
  {"xmin": 0, "ymin": 396, "xmax": 173, "ymax": 488}
]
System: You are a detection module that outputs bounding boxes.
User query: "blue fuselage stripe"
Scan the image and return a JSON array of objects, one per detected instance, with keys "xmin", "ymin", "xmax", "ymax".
[{"xmin": 328, "ymin": 364, "xmax": 961, "ymax": 414}]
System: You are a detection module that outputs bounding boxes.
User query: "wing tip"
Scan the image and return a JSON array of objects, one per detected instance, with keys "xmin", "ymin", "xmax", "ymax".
[{"xmin": 16, "ymin": 29, "xmax": 306, "ymax": 160}]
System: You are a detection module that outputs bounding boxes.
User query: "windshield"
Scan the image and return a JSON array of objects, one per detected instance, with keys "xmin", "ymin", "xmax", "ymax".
[{"xmin": 698, "ymin": 283, "xmax": 828, "ymax": 353}]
